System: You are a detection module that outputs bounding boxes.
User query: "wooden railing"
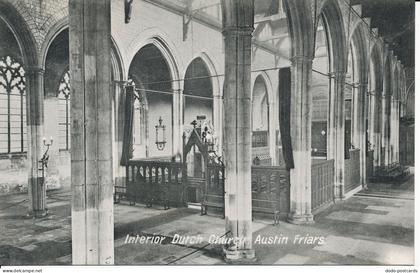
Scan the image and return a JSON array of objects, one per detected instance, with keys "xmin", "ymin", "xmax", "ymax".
[
  {"xmin": 118, "ymin": 159, "xmax": 291, "ymax": 224},
  {"xmin": 201, "ymin": 164, "xmax": 290, "ymax": 224},
  {"xmin": 122, "ymin": 160, "xmax": 185, "ymax": 208},
  {"xmin": 201, "ymin": 157, "xmax": 225, "ymax": 215},
  {"xmin": 252, "ymin": 130, "xmax": 268, "ymax": 147},
  {"xmin": 344, "ymin": 149, "xmax": 360, "ymax": 193},
  {"xmin": 311, "ymin": 159, "xmax": 334, "ymax": 211}
]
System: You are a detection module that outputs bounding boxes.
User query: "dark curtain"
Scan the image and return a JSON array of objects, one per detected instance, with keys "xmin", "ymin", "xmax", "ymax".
[
  {"xmin": 278, "ymin": 68, "xmax": 294, "ymax": 170},
  {"xmin": 120, "ymin": 84, "xmax": 135, "ymax": 166},
  {"xmin": 344, "ymin": 120, "xmax": 351, "ymax": 159}
]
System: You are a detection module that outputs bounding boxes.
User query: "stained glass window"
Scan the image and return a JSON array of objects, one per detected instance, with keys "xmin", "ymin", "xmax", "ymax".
[{"xmin": 0, "ymin": 56, "xmax": 27, "ymax": 154}]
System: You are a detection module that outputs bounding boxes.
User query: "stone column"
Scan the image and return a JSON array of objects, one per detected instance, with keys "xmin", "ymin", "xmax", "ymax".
[
  {"xmin": 173, "ymin": 88, "xmax": 183, "ymax": 156},
  {"xmin": 383, "ymin": 94, "xmax": 391, "ymax": 166},
  {"xmin": 369, "ymin": 90, "xmax": 382, "ymax": 168},
  {"xmin": 396, "ymin": 100, "xmax": 400, "ymax": 162},
  {"xmin": 390, "ymin": 97, "xmax": 400, "ymax": 164},
  {"xmin": 26, "ymin": 67, "xmax": 47, "ymax": 217},
  {"xmin": 268, "ymin": 101, "xmax": 277, "ymax": 164},
  {"xmin": 113, "ymin": 81, "xmax": 126, "ymax": 190},
  {"xmin": 389, "ymin": 98, "xmax": 395, "ymax": 163},
  {"xmin": 351, "ymin": 83, "xmax": 360, "ymax": 149},
  {"xmin": 287, "ymin": 55, "xmax": 313, "ymax": 223},
  {"xmin": 359, "ymin": 83, "xmax": 368, "ymax": 188},
  {"xmin": 213, "ymin": 94, "xmax": 223, "ymax": 154},
  {"xmin": 327, "ymin": 71, "xmax": 346, "ymax": 200},
  {"xmin": 69, "ymin": 0, "xmax": 114, "ymax": 265},
  {"xmin": 222, "ymin": 1, "xmax": 255, "ymax": 260}
]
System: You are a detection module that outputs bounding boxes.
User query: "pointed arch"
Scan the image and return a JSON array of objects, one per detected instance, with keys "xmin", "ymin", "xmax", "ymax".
[
  {"xmin": 0, "ymin": 1, "xmax": 38, "ymax": 68},
  {"xmin": 318, "ymin": 0, "xmax": 348, "ymax": 73},
  {"xmin": 126, "ymin": 33, "xmax": 182, "ymax": 91}
]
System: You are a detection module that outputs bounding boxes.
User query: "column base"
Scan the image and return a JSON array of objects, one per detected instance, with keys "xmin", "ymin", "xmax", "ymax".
[
  {"xmin": 28, "ymin": 209, "xmax": 48, "ymax": 218},
  {"xmin": 224, "ymin": 248, "xmax": 256, "ymax": 264},
  {"xmin": 335, "ymin": 184, "xmax": 346, "ymax": 201},
  {"xmin": 287, "ymin": 213, "xmax": 314, "ymax": 225}
]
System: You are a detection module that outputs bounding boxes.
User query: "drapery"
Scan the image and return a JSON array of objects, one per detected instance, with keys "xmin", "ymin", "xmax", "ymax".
[
  {"xmin": 120, "ymin": 84, "xmax": 135, "ymax": 166},
  {"xmin": 278, "ymin": 67, "xmax": 294, "ymax": 170}
]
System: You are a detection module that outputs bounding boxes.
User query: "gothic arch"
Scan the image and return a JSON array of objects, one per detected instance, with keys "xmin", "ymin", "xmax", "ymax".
[
  {"xmin": 317, "ymin": 0, "xmax": 348, "ymax": 73},
  {"xmin": 348, "ymin": 22, "xmax": 369, "ymax": 85},
  {"xmin": 40, "ymin": 17, "xmax": 69, "ymax": 68},
  {"xmin": 186, "ymin": 52, "xmax": 221, "ymax": 98},
  {"xmin": 282, "ymin": 0, "xmax": 315, "ymax": 58},
  {"xmin": 384, "ymin": 51, "xmax": 393, "ymax": 97},
  {"xmin": 126, "ymin": 32, "xmax": 182, "ymax": 91},
  {"xmin": 0, "ymin": 1, "xmax": 38, "ymax": 68},
  {"xmin": 369, "ymin": 42, "xmax": 383, "ymax": 94},
  {"xmin": 251, "ymin": 71, "xmax": 274, "ymax": 105}
]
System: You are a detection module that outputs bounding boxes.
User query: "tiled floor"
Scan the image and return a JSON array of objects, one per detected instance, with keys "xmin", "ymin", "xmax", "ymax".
[{"xmin": 0, "ymin": 175, "xmax": 414, "ymax": 265}]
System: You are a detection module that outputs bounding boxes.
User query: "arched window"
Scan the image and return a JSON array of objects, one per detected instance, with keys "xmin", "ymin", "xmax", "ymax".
[
  {"xmin": 58, "ymin": 70, "xmax": 71, "ymax": 151},
  {"xmin": 0, "ymin": 56, "xmax": 26, "ymax": 154}
]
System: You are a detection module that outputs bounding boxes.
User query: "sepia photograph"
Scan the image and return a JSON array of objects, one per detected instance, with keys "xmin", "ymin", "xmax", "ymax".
[{"xmin": 0, "ymin": 0, "xmax": 416, "ymax": 270}]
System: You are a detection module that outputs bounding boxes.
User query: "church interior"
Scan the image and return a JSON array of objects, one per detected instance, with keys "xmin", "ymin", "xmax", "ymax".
[{"xmin": 0, "ymin": 0, "xmax": 415, "ymax": 266}]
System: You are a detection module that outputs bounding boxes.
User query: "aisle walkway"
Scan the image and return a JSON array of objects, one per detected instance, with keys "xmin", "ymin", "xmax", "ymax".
[{"xmin": 0, "ymin": 175, "xmax": 414, "ymax": 265}]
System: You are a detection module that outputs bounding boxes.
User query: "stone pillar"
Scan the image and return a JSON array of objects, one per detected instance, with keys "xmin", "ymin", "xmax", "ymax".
[
  {"xmin": 173, "ymin": 88, "xmax": 183, "ymax": 156},
  {"xmin": 69, "ymin": 0, "xmax": 114, "ymax": 265},
  {"xmin": 369, "ymin": 90, "xmax": 382, "ymax": 168},
  {"xmin": 268, "ymin": 101, "xmax": 277, "ymax": 164},
  {"xmin": 113, "ymin": 81, "xmax": 126, "ymax": 189},
  {"xmin": 359, "ymin": 83, "xmax": 368, "ymax": 188},
  {"xmin": 213, "ymin": 94, "xmax": 223, "ymax": 154},
  {"xmin": 26, "ymin": 67, "xmax": 47, "ymax": 217},
  {"xmin": 222, "ymin": 1, "xmax": 255, "ymax": 260},
  {"xmin": 43, "ymin": 94, "xmax": 61, "ymax": 189},
  {"xmin": 327, "ymin": 71, "xmax": 346, "ymax": 200},
  {"xmin": 287, "ymin": 55, "xmax": 313, "ymax": 224},
  {"xmin": 389, "ymin": 98, "xmax": 395, "ymax": 163},
  {"xmin": 390, "ymin": 97, "xmax": 399, "ymax": 164},
  {"xmin": 395, "ymin": 100, "xmax": 400, "ymax": 162},
  {"xmin": 351, "ymin": 83, "xmax": 360, "ymax": 148},
  {"xmin": 383, "ymin": 94, "xmax": 391, "ymax": 166}
]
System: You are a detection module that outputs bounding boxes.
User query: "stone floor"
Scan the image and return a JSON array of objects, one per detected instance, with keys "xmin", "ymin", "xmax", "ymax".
[{"xmin": 0, "ymin": 175, "xmax": 414, "ymax": 265}]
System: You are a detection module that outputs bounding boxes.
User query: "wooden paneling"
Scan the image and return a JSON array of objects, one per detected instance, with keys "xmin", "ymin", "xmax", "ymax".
[
  {"xmin": 311, "ymin": 159, "xmax": 334, "ymax": 211},
  {"xmin": 345, "ymin": 149, "xmax": 361, "ymax": 193}
]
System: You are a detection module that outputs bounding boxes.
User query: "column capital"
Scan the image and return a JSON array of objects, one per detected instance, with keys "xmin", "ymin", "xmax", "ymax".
[
  {"xmin": 26, "ymin": 66, "xmax": 45, "ymax": 76},
  {"xmin": 290, "ymin": 55, "xmax": 313, "ymax": 64},
  {"xmin": 222, "ymin": 26, "xmax": 254, "ymax": 37},
  {"xmin": 329, "ymin": 71, "xmax": 347, "ymax": 79},
  {"xmin": 359, "ymin": 83, "xmax": 369, "ymax": 89}
]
